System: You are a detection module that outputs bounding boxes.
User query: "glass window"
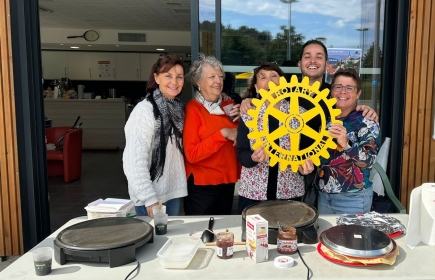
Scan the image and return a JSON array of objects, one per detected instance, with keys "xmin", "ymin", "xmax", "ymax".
[
  {"xmin": 199, "ymin": 0, "xmax": 216, "ymax": 56},
  {"xmin": 198, "ymin": 0, "xmax": 384, "ymax": 111}
]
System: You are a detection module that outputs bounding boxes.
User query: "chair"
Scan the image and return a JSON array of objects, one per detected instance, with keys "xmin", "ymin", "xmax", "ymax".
[
  {"xmin": 46, "ymin": 126, "xmax": 83, "ymax": 183},
  {"xmin": 372, "ymin": 137, "xmax": 391, "ymax": 196},
  {"xmin": 370, "ymin": 162, "xmax": 406, "ymax": 213}
]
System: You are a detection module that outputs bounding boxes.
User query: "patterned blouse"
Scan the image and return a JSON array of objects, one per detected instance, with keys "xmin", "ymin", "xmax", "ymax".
[
  {"xmin": 317, "ymin": 110, "xmax": 380, "ymax": 193},
  {"xmin": 238, "ymin": 101, "xmax": 305, "ymax": 200}
]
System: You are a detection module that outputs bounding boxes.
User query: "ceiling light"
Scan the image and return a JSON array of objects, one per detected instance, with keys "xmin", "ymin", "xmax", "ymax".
[
  {"xmin": 88, "ymin": 45, "xmax": 92, "ymax": 47},
  {"xmin": 60, "ymin": 44, "xmax": 64, "ymax": 46},
  {"xmin": 116, "ymin": 45, "xmax": 120, "ymax": 47},
  {"xmin": 156, "ymin": 48, "xmax": 165, "ymax": 51},
  {"xmin": 70, "ymin": 46, "xmax": 79, "ymax": 49}
]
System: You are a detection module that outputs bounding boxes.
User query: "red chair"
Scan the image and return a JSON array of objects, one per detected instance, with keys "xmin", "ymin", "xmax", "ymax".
[{"xmin": 46, "ymin": 127, "xmax": 83, "ymax": 183}]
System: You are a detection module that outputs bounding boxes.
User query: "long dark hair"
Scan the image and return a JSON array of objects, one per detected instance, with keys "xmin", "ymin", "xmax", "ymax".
[
  {"xmin": 247, "ymin": 62, "xmax": 284, "ymax": 98},
  {"xmin": 146, "ymin": 54, "xmax": 184, "ymax": 94}
]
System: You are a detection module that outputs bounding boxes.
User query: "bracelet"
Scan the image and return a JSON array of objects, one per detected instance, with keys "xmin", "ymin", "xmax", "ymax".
[{"xmin": 343, "ymin": 142, "xmax": 352, "ymax": 151}]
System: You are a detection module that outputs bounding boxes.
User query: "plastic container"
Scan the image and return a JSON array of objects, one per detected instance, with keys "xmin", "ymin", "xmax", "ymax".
[
  {"xmin": 86, "ymin": 204, "xmax": 135, "ymax": 220},
  {"xmin": 157, "ymin": 237, "xmax": 200, "ymax": 269},
  {"xmin": 154, "ymin": 213, "xmax": 168, "ymax": 235},
  {"xmin": 274, "ymin": 256, "xmax": 294, "ymax": 268}
]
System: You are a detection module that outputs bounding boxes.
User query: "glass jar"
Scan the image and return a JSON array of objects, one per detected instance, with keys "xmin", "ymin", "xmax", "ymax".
[
  {"xmin": 216, "ymin": 232, "xmax": 234, "ymax": 259},
  {"xmin": 277, "ymin": 226, "xmax": 297, "ymax": 254}
]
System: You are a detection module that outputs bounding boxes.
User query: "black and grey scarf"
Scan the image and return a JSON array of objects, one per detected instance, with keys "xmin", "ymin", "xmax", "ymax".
[{"xmin": 147, "ymin": 88, "xmax": 184, "ymax": 181}]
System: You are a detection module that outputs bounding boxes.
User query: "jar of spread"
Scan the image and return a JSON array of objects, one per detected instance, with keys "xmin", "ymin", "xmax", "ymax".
[
  {"xmin": 216, "ymin": 232, "xmax": 234, "ymax": 259},
  {"xmin": 277, "ymin": 226, "xmax": 297, "ymax": 254}
]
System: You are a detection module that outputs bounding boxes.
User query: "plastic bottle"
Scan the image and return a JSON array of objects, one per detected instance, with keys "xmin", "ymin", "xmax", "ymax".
[{"xmin": 53, "ymin": 86, "xmax": 59, "ymax": 99}]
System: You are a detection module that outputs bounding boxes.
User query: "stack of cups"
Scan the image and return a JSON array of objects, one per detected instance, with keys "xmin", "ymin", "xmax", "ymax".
[
  {"xmin": 153, "ymin": 205, "xmax": 168, "ymax": 235},
  {"xmin": 32, "ymin": 247, "xmax": 53, "ymax": 276}
]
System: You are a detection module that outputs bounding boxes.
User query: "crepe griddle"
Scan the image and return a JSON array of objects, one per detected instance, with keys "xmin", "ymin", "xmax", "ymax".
[
  {"xmin": 319, "ymin": 224, "xmax": 394, "ymax": 258},
  {"xmin": 245, "ymin": 200, "xmax": 318, "ymax": 228},
  {"xmin": 54, "ymin": 217, "xmax": 153, "ymax": 268},
  {"xmin": 242, "ymin": 200, "xmax": 319, "ymax": 244}
]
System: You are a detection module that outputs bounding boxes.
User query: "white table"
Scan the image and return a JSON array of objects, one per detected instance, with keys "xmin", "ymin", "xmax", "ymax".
[{"xmin": 1, "ymin": 214, "xmax": 434, "ymax": 280}]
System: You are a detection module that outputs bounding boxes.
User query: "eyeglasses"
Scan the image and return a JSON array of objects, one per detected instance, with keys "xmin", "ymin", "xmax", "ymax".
[
  {"xmin": 331, "ymin": 84, "xmax": 357, "ymax": 93},
  {"xmin": 253, "ymin": 62, "xmax": 278, "ymax": 73}
]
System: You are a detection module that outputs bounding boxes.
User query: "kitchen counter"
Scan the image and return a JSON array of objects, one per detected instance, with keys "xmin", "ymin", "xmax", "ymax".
[
  {"xmin": 1, "ymin": 214, "xmax": 434, "ymax": 280},
  {"xmin": 44, "ymin": 99, "xmax": 126, "ymax": 149}
]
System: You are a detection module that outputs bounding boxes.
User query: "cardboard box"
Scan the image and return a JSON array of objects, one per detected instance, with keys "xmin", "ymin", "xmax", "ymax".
[{"xmin": 246, "ymin": 214, "xmax": 268, "ymax": 263}]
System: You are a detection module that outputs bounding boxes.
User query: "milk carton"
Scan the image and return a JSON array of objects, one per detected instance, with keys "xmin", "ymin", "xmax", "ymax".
[{"xmin": 246, "ymin": 214, "xmax": 268, "ymax": 263}]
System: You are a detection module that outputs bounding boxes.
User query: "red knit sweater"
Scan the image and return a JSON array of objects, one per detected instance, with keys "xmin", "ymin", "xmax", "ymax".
[{"xmin": 183, "ymin": 99, "xmax": 241, "ymax": 185}]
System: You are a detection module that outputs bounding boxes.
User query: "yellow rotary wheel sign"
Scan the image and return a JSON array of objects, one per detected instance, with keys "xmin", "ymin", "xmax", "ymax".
[{"xmin": 246, "ymin": 75, "xmax": 342, "ymax": 172}]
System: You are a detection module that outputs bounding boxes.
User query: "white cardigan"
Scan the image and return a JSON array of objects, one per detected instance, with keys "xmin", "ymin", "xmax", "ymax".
[{"xmin": 123, "ymin": 99, "xmax": 187, "ymax": 207}]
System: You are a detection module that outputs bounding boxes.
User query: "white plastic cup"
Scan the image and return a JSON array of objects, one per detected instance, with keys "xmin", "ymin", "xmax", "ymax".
[
  {"xmin": 223, "ymin": 104, "xmax": 235, "ymax": 120},
  {"xmin": 32, "ymin": 247, "xmax": 52, "ymax": 276},
  {"xmin": 154, "ymin": 213, "xmax": 168, "ymax": 235},
  {"xmin": 152, "ymin": 205, "xmax": 166, "ymax": 215}
]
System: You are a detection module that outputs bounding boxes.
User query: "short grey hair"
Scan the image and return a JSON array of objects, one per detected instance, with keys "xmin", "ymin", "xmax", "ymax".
[{"xmin": 188, "ymin": 53, "xmax": 225, "ymax": 90}]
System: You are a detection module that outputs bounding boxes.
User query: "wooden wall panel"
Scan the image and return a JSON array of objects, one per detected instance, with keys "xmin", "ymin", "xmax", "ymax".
[
  {"xmin": 402, "ymin": 0, "xmax": 435, "ymax": 209},
  {"xmin": 0, "ymin": 0, "xmax": 23, "ymax": 256}
]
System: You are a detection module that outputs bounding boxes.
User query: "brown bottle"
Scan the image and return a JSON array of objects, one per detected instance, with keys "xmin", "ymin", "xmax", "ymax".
[{"xmin": 277, "ymin": 226, "xmax": 297, "ymax": 254}]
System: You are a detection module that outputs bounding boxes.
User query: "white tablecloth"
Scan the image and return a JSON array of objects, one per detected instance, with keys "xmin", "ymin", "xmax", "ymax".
[{"xmin": 1, "ymin": 214, "xmax": 434, "ymax": 280}]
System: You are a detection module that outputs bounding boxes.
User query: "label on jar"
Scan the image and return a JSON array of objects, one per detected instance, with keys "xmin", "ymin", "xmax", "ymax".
[
  {"xmin": 217, "ymin": 245, "xmax": 234, "ymax": 258},
  {"xmin": 227, "ymin": 246, "xmax": 233, "ymax": 256},
  {"xmin": 277, "ymin": 239, "xmax": 297, "ymax": 253}
]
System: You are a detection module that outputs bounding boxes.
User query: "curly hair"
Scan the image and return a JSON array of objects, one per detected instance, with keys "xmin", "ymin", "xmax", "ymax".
[{"xmin": 188, "ymin": 53, "xmax": 224, "ymax": 91}]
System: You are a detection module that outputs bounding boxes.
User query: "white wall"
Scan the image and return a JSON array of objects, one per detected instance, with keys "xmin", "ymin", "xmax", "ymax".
[{"xmin": 40, "ymin": 28, "xmax": 191, "ymax": 53}]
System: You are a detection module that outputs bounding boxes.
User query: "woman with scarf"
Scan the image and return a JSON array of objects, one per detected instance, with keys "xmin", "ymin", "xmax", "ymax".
[
  {"xmin": 183, "ymin": 54, "xmax": 241, "ymax": 215},
  {"xmin": 123, "ymin": 54, "xmax": 186, "ymax": 218}
]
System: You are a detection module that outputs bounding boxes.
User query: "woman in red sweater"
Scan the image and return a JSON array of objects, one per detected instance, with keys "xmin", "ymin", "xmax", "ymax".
[{"xmin": 183, "ymin": 54, "xmax": 241, "ymax": 215}]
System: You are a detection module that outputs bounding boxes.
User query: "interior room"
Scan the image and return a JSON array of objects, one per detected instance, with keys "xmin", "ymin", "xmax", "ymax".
[{"xmin": 38, "ymin": 0, "xmax": 196, "ymax": 232}]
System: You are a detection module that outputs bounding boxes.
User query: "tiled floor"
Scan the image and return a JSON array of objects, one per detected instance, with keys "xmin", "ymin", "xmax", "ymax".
[
  {"xmin": 49, "ymin": 150, "xmax": 239, "ymax": 232},
  {"xmin": 49, "ymin": 150, "xmax": 130, "ymax": 232}
]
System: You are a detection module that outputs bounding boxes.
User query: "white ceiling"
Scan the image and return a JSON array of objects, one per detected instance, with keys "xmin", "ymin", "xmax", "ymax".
[{"xmin": 39, "ymin": 0, "xmax": 191, "ymax": 53}]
